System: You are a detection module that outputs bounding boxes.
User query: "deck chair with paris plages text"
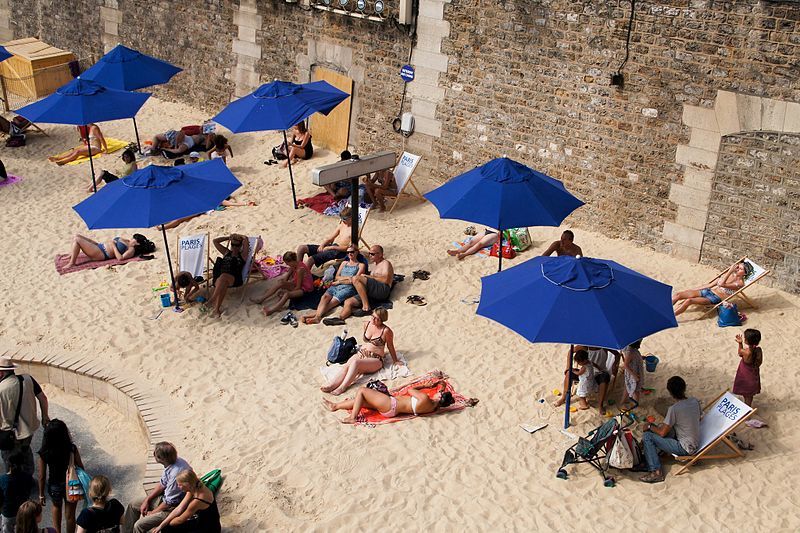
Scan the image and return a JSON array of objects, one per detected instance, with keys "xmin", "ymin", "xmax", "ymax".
[
  {"xmin": 176, "ymin": 233, "xmax": 211, "ymax": 288},
  {"xmin": 698, "ymin": 257, "xmax": 770, "ymax": 320},
  {"xmin": 384, "ymin": 152, "xmax": 424, "ymax": 214},
  {"xmin": 673, "ymin": 391, "xmax": 756, "ymax": 475}
]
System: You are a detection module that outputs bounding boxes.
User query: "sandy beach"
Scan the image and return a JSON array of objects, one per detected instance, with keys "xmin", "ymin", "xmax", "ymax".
[{"xmin": 1, "ymin": 97, "xmax": 798, "ymax": 531}]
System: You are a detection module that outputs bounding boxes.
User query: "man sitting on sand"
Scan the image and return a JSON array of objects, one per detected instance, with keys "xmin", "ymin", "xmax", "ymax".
[
  {"xmin": 322, "ymin": 151, "xmax": 354, "ymax": 199},
  {"xmin": 554, "ymin": 346, "xmax": 620, "ymax": 416},
  {"xmin": 324, "ymin": 244, "xmax": 394, "ymax": 325},
  {"xmin": 542, "ymin": 230, "xmax": 582, "ymax": 257},
  {"xmin": 638, "ymin": 376, "xmax": 701, "ymax": 483},
  {"xmin": 297, "ymin": 208, "xmax": 353, "ymax": 270}
]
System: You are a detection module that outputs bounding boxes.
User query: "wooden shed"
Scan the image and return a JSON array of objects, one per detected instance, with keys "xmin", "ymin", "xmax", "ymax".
[{"xmin": 0, "ymin": 38, "xmax": 75, "ymax": 100}]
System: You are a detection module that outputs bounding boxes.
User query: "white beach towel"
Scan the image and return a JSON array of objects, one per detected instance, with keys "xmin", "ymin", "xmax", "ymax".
[{"xmin": 319, "ymin": 352, "xmax": 411, "ymax": 387}]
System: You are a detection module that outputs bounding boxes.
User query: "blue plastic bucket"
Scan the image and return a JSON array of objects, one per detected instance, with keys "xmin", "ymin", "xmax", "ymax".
[
  {"xmin": 644, "ymin": 355, "xmax": 659, "ymax": 373},
  {"xmin": 160, "ymin": 293, "xmax": 171, "ymax": 308}
]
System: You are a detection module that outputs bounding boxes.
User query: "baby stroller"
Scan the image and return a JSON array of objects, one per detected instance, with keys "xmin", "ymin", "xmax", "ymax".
[{"xmin": 556, "ymin": 407, "xmax": 640, "ymax": 487}]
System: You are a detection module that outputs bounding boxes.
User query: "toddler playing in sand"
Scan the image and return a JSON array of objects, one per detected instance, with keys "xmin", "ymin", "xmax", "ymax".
[
  {"xmin": 621, "ymin": 339, "xmax": 644, "ymax": 405},
  {"xmin": 573, "ymin": 350, "xmax": 597, "ymax": 410}
]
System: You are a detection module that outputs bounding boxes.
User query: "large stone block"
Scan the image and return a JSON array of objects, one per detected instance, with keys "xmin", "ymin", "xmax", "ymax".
[
  {"xmin": 784, "ymin": 102, "xmax": 800, "ymax": 133},
  {"xmin": 715, "ymin": 90, "xmax": 741, "ymax": 136},
  {"xmin": 689, "ymin": 127, "xmax": 721, "ymax": 152},
  {"xmin": 419, "ymin": 0, "xmax": 446, "ymax": 19},
  {"xmin": 410, "ymin": 49, "xmax": 449, "ymax": 73},
  {"xmin": 232, "ymin": 39, "xmax": 261, "ymax": 59},
  {"xmin": 238, "ymin": 25, "xmax": 256, "ymax": 43},
  {"xmin": 669, "ymin": 183, "xmax": 711, "ymax": 211},
  {"xmin": 761, "ymin": 98, "xmax": 786, "ymax": 132},
  {"xmin": 672, "ymin": 242, "xmax": 702, "ymax": 262},
  {"xmin": 664, "ymin": 221, "xmax": 705, "ymax": 250},
  {"xmin": 682, "ymin": 167, "xmax": 715, "ymax": 192},
  {"xmin": 411, "ymin": 98, "xmax": 438, "ymax": 119},
  {"xmin": 676, "ymin": 205, "xmax": 708, "ymax": 231},
  {"xmin": 416, "ymin": 15, "xmax": 451, "ymax": 39},
  {"xmin": 99, "ymin": 6, "xmax": 122, "ymax": 24},
  {"xmin": 675, "ymin": 144, "xmax": 718, "ymax": 170},
  {"xmin": 233, "ymin": 10, "xmax": 262, "ymax": 29},
  {"xmin": 737, "ymin": 94, "xmax": 762, "ymax": 132},
  {"xmin": 413, "ymin": 115, "xmax": 442, "ymax": 138},
  {"xmin": 683, "ymin": 105, "xmax": 719, "ymax": 132}
]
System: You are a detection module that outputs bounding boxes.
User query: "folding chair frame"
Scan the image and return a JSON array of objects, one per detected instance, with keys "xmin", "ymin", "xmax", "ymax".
[
  {"xmin": 237, "ymin": 236, "xmax": 263, "ymax": 303},
  {"xmin": 698, "ymin": 256, "xmax": 770, "ymax": 320},
  {"xmin": 673, "ymin": 391, "xmax": 757, "ymax": 475},
  {"xmin": 387, "ymin": 153, "xmax": 425, "ymax": 214}
]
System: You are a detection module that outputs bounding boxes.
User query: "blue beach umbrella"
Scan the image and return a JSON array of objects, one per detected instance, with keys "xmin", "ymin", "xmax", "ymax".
[
  {"xmin": 212, "ymin": 79, "xmax": 350, "ymax": 208},
  {"xmin": 0, "ymin": 46, "xmax": 11, "ymax": 62},
  {"xmin": 17, "ymin": 77, "xmax": 151, "ymax": 192},
  {"xmin": 424, "ymin": 156, "xmax": 584, "ymax": 271},
  {"xmin": 73, "ymin": 159, "xmax": 241, "ymax": 310},
  {"xmin": 477, "ymin": 255, "xmax": 678, "ymax": 427},
  {"xmin": 81, "ymin": 44, "xmax": 183, "ymax": 152}
]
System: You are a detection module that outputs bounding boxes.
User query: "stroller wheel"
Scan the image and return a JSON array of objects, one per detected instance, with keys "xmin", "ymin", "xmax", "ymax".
[
  {"xmin": 603, "ymin": 477, "xmax": 615, "ymax": 487},
  {"xmin": 556, "ymin": 469, "xmax": 568, "ymax": 480}
]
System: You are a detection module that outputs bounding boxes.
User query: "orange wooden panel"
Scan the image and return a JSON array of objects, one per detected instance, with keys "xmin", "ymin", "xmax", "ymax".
[{"xmin": 309, "ymin": 67, "xmax": 352, "ymax": 153}]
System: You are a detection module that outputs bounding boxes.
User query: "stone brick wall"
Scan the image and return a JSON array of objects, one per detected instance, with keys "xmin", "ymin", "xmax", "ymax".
[{"xmin": 703, "ymin": 132, "xmax": 800, "ymax": 293}]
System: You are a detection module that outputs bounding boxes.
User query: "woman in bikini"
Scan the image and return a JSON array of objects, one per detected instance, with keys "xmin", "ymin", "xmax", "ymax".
[
  {"xmin": 49, "ymin": 124, "xmax": 107, "ymax": 166},
  {"xmin": 672, "ymin": 260, "xmax": 753, "ymax": 316},
  {"xmin": 66, "ymin": 233, "xmax": 153, "ymax": 268},
  {"xmin": 280, "ymin": 122, "xmax": 313, "ymax": 168},
  {"xmin": 153, "ymin": 469, "xmax": 220, "ymax": 533},
  {"xmin": 323, "ymin": 377, "xmax": 455, "ymax": 424},
  {"xmin": 206, "ymin": 234, "xmax": 249, "ymax": 318},
  {"xmin": 320, "ymin": 308, "xmax": 401, "ymax": 395}
]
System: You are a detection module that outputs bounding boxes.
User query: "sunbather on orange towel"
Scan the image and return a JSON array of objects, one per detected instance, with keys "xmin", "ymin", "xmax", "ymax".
[{"xmin": 323, "ymin": 378, "xmax": 454, "ymax": 424}]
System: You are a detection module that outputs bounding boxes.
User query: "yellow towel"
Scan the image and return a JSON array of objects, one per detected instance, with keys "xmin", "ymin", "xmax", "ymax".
[{"xmin": 53, "ymin": 138, "xmax": 131, "ymax": 165}]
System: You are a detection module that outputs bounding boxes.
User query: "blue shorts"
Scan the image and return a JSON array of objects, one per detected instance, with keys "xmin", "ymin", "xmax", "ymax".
[{"xmin": 700, "ymin": 288, "xmax": 722, "ymax": 305}]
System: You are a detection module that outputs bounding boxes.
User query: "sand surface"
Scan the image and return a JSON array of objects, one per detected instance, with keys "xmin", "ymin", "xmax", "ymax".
[{"xmin": 0, "ymin": 98, "xmax": 797, "ymax": 531}]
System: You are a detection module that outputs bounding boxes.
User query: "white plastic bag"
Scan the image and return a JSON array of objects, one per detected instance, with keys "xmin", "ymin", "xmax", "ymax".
[{"xmin": 608, "ymin": 431, "xmax": 634, "ymax": 469}]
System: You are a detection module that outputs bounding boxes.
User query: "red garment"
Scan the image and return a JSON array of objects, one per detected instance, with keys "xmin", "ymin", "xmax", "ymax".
[
  {"xmin": 732, "ymin": 358, "xmax": 761, "ymax": 396},
  {"xmin": 298, "ymin": 193, "xmax": 335, "ymax": 214}
]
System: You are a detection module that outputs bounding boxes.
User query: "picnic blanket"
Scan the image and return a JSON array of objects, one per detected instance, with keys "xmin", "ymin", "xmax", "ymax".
[
  {"xmin": 0, "ymin": 175, "xmax": 21, "ymax": 188},
  {"xmin": 53, "ymin": 138, "xmax": 130, "ymax": 165},
  {"xmin": 55, "ymin": 253, "xmax": 144, "ymax": 275},
  {"xmin": 298, "ymin": 192, "xmax": 335, "ymax": 214},
  {"xmin": 352, "ymin": 371, "xmax": 475, "ymax": 426},
  {"xmin": 320, "ymin": 352, "xmax": 412, "ymax": 390}
]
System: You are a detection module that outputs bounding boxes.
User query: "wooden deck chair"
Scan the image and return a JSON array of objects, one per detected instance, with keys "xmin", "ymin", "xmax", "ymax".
[
  {"xmin": 344, "ymin": 199, "xmax": 371, "ymax": 248},
  {"xmin": 698, "ymin": 257, "xmax": 771, "ymax": 320},
  {"xmin": 176, "ymin": 233, "xmax": 211, "ymax": 287},
  {"xmin": 386, "ymin": 152, "xmax": 424, "ymax": 214},
  {"xmin": 237, "ymin": 235, "xmax": 263, "ymax": 302},
  {"xmin": 673, "ymin": 391, "xmax": 757, "ymax": 475},
  {"xmin": 0, "ymin": 115, "xmax": 48, "ymax": 137}
]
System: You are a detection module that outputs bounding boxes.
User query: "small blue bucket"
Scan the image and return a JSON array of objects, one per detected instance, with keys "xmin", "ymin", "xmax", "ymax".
[
  {"xmin": 644, "ymin": 355, "xmax": 659, "ymax": 373},
  {"xmin": 160, "ymin": 293, "xmax": 171, "ymax": 308}
]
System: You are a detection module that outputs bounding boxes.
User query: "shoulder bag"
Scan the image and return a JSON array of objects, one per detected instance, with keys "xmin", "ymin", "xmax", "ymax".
[{"xmin": 0, "ymin": 376, "xmax": 23, "ymax": 451}]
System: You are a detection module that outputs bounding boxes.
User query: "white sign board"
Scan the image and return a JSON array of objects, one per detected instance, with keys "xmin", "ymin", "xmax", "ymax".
[
  {"xmin": 178, "ymin": 234, "xmax": 207, "ymax": 278},
  {"xmin": 697, "ymin": 392, "xmax": 752, "ymax": 452},
  {"xmin": 393, "ymin": 152, "xmax": 421, "ymax": 193}
]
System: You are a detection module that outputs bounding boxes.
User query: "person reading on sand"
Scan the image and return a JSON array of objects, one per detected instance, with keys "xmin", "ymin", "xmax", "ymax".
[
  {"xmin": 363, "ymin": 169, "xmax": 397, "ymax": 211},
  {"xmin": 66, "ymin": 234, "xmax": 154, "ymax": 268},
  {"xmin": 205, "ymin": 234, "xmax": 249, "ymax": 318},
  {"xmin": 49, "ymin": 124, "xmax": 107, "ymax": 166},
  {"xmin": 554, "ymin": 346, "xmax": 620, "ymax": 416},
  {"xmin": 672, "ymin": 259, "xmax": 752, "ymax": 316},
  {"xmin": 541, "ymin": 230, "xmax": 582, "ymax": 257},
  {"xmin": 320, "ymin": 308, "xmax": 400, "ymax": 395},
  {"xmin": 252, "ymin": 251, "xmax": 314, "ymax": 316},
  {"xmin": 447, "ymin": 228, "xmax": 499, "ymax": 260},
  {"xmin": 301, "ymin": 246, "xmax": 365, "ymax": 325},
  {"xmin": 325, "ymin": 245, "xmax": 394, "ymax": 325},
  {"xmin": 296, "ymin": 208, "xmax": 353, "ymax": 270},
  {"xmin": 172, "ymin": 272, "xmax": 202, "ymax": 303},
  {"xmin": 323, "ymin": 378, "xmax": 454, "ymax": 424}
]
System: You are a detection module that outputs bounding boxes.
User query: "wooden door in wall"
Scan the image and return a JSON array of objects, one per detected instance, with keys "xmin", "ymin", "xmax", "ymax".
[{"xmin": 309, "ymin": 67, "xmax": 352, "ymax": 153}]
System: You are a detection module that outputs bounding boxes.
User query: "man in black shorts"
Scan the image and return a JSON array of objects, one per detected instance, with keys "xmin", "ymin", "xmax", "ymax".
[
  {"xmin": 333, "ymin": 244, "xmax": 394, "ymax": 321},
  {"xmin": 554, "ymin": 346, "xmax": 620, "ymax": 415},
  {"xmin": 297, "ymin": 207, "xmax": 353, "ymax": 270}
]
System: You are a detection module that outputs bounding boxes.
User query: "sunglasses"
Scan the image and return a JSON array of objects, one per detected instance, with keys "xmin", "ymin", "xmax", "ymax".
[
  {"xmin": 347, "ymin": 249, "xmax": 357, "ymax": 254},
  {"xmin": 368, "ymin": 252, "xmax": 378, "ymax": 256}
]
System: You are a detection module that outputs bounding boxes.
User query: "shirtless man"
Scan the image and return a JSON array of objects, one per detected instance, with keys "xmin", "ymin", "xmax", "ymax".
[
  {"xmin": 542, "ymin": 230, "xmax": 583, "ymax": 257},
  {"xmin": 297, "ymin": 207, "xmax": 353, "ymax": 270},
  {"xmin": 327, "ymin": 245, "xmax": 394, "ymax": 324}
]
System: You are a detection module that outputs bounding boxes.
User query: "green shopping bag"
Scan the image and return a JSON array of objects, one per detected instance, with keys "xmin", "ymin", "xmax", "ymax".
[{"xmin": 200, "ymin": 469, "xmax": 223, "ymax": 494}]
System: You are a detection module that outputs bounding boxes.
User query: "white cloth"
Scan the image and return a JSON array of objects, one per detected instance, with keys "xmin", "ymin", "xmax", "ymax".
[
  {"xmin": 575, "ymin": 364, "xmax": 597, "ymax": 398},
  {"xmin": 178, "ymin": 235, "xmax": 207, "ymax": 278},
  {"xmin": 588, "ymin": 348, "xmax": 615, "ymax": 375},
  {"xmin": 319, "ymin": 352, "xmax": 410, "ymax": 387}
]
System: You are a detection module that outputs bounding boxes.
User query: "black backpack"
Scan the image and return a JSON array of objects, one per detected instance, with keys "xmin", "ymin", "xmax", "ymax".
[{"xmin": 326, "ymin": 336, "xmax": 357, "ymax": 365}]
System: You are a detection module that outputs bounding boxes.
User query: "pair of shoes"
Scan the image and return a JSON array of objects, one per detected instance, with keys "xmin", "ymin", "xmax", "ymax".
[
  {"xmin": 263, "ymin": 159, "xmax": 279, "ymax": 165},
  {"xmin": 464, "ymin": 225, "xmax": 477, "ymax": 236},
  {"xmin": 323, "ymin": 317, "xmax": 346, "ymax": 326},
  {"xmin": 639, "ymin": 471, "xmax": 665, "ymax": 483},
  {"xmin": 406, "ymin": 295, "xmax": 427, "ymax": 306},
  {"xmin": 351, "ymin": 308, "xmax": 371, "ymax": 317},
  {"xmin": 280, "ymin": 312, "xmax": 297, "ymax": 327},
  {"xmin": 412, "ymin": 270, "xmax": 430, "ymax": 281}
]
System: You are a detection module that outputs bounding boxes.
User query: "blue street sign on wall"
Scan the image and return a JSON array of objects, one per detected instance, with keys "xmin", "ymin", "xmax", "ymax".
[{"xmin": 400, "ymin": 64, "xmax": 415, "ymax": 82}]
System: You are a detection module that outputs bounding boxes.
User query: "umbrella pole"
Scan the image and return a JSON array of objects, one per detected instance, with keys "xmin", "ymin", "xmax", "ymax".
[
  {"xmin": 160, "ymin": 224, "xmax": 182, "ymax": 312},
  {"xmin": 132, "ymin": 117, "xmax": 142, "ymax": 154},
  {"xmin": 498, "ymin": 231, "xmax": 503, "ymax": 272},
  {"xmin": 284, "ymin": 130, "xmax": 299, "ymax": 209},
  {"xmin": 86, "ymin": 125, "xmax": 97, "ymax": 193},
  {"xmin": 564, "ymin": 344, "xmax": 574, "ymax": 429}
]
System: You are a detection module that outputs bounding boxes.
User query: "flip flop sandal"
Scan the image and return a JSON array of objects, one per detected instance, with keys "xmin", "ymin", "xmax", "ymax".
[
  {"xmin": 464, "ymin": 226, "xmax": 477, "ymax": 236},
  {"xmin": 412, "ymin": 270, "xmax": 430, "ymax": 281},
  {"xmin": 323, "ymin": 317, "xmax": 346, "ymax": 326},
  {"xmin": 406, "ymin": 295, "xmax": 427, "ymax": 306}
]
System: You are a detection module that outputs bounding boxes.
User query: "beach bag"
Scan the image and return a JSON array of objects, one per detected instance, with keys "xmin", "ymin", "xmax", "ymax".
[
  {"xmin": 366, "ymin": 379, "xmax": 390, "ymax": 396},
  {"xmin": 200, "ymin": 469, "xmax": 223, "ymax": 494},
  {"xmin": 0, "ymin": 376, "xmax": 23, "ymax": 451},
  {"xmin": 66, "ymin": 453, "xmax": 84, "ymax": 503},
  {"xmin": 272, "ymin": 142, "xmax": 288, "ymax": 160},
  {"xmin": 490, "ymin": 232, "xmax": 516, "ymax": 259},
  {"xmin": 507, "ymin": 227, "xmax": 532, "ymax": 252},
  {"xmin": 608, "ymin": 430, "xmax": 634, "ymax": 469},
  {"xmin": 5, "ymin": 134, "xmax": 25, "ymax": 147},
  {"xmin": 180, "ymin": 125, "xmax": 202, "ymax": 136},
  {"xmin": 717, "ymin": 302, "xmax": 741, "ymax": 327},
  {"xmin": 77, "ymin": 466, "xmax": 92, "ymax": 505},
  {"xmin": 327, "ymin": 336, "xmax": 357, "ymax": 365}
]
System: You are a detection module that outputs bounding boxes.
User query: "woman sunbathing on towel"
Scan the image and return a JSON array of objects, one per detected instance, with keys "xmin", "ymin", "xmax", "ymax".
[
  {"xmin": 447, "ymin": 228, "xmax": 499, "ymax": 260},
  {"xmin": 66, "ymin": 233, "xmax": 154, "ymax": 268},
  {"xmin": 672, "ymin": 260, "xmax": 753, "ymax": 316},
  {"xmin": 320, "ymin": 308, "xmax": 401, "ymax": 395},
  {"xmin": 48, "ymin": 123, "xmax": 108, "ymax": 165},
  {"xmin": 323, "ymin": 378, "xmax": 455, "ymax": 424}
]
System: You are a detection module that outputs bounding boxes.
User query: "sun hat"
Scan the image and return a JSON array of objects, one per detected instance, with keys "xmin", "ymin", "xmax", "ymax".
[
  {"xmin": 0, "ymin": 358, "xmax": 17, "ymax": 371},
  {"xmin": 189, "ymin": 151, "xmax": 200, "ymax": 159}
]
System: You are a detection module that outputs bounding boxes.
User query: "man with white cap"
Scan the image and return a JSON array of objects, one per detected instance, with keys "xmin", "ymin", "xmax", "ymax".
[
  {"xmin": 0, "ymin": 357, "xmax": 49, "ymax": 477},
  {"xmin": 188, "ymin": 151, "xmax": 202, "ymax": 163}
]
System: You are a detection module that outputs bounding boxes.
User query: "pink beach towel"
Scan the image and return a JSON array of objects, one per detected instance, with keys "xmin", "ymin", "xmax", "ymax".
[
  {"xmin": 54, "ymin": 253, "xmax": 143, "ymax": 275},
  {"xmin": 0, "ymin": 175, "xmax": 21, "ymax": 188}
]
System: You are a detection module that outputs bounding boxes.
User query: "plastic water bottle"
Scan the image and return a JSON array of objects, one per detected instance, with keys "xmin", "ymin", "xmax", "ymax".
[{"xmin": 341, "ymin": 328, "xmax": 348, "ymax": 340}]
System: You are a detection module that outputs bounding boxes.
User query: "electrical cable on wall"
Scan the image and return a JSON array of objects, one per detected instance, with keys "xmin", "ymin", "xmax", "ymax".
[
  {"xmin": 611, "ymin": 0, "xmax": 636, "ymax": 88},
  {"xmin": 392, "ymin": 0, "xmax": 418, "ymax": 136}
]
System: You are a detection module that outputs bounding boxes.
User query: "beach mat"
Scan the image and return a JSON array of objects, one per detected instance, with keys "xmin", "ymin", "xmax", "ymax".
[
  {"xmin": 55, "ymin": 253, "xmax": 143, "ymax": 275},
  {"xmin": 0, "ymin": 175, "xmax": 22, "ymax": 188},
  {"xmin": 452, "ymin": 238, "xmax": 492, "ymax": 257},
  {"xmin": 353, "ymin": 371, "xmax": 474, "ymax": 426},
  {"xmin": 320, "ymin": 352, "xmax": 411, "ymax": 390},
  {"xmin": 52, "ymin": 138, "xmax": 130, "ymax": 165},
  {"xmin": 298, "ymin": 192, "xmax": 335, "ymax": 214}
]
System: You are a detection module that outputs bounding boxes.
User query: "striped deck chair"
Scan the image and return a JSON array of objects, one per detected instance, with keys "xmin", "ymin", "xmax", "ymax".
[{"xmin": 698, "ymin": 257, "xmax": 770, "ymax": 320}]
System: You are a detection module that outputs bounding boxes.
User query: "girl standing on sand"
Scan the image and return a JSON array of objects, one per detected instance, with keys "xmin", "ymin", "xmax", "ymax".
[{"xmin": 732, "ymin": 329, "xmax": 763, "ymax": 407}]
